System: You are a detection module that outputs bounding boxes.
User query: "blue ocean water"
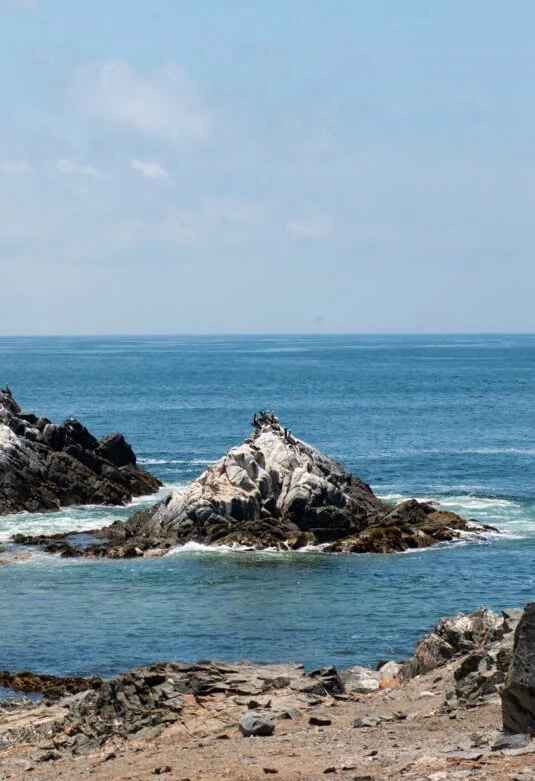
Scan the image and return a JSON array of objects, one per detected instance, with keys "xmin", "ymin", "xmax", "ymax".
[{"xmin": 1, "ymin": 334, "xmax": 535, "ymax": 679}]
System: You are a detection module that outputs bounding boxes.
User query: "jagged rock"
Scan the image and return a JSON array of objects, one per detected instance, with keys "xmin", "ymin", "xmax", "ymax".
[
  {"xmin": 0, "ymin": 387, "xmax": 160, "ymax": 515},
  {"xmin": 502, "ymin": 602, "xmax": 535, "ymax": 734},
  {"xmin": 401, "ymin": 607, "xmax": 504, "ymax": 679},
  {"xmin": 86, "ymin": 411, "xmax": 490, "ymax": 557}
]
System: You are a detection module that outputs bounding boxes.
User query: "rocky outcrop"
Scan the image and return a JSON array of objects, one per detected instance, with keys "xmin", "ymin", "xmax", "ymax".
[
  {"xmin": 402, "ymin": 607, "xmax": 522, "ymax": 707},
  {"xmin": 88, "ymin": 411, "xmax": 492, "ymax": 557},
  {"xmin": 501, "ymin": 602, "xmax": 535, "ymax": 734},
  {"xmin": 0, "ymin": 387, "xmax": 160, "ymax": 515},
  {"xmin": 0, "ymin": 660, "xmax": 347, "ymax": 753}
]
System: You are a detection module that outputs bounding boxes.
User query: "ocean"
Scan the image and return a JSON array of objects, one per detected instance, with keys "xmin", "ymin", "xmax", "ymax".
[{"xmin": 1, "ymin": 334, "xmax": 534, "ymax": 680}]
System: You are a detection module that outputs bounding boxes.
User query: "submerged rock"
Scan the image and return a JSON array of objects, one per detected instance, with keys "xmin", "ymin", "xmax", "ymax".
[
  {"xmin": 86, "ymin": 411, "xmax": 491, "ymax": 557},
  {"xmin": 0, "ymin": 387, "xmax": 161, "ymax": 515}
]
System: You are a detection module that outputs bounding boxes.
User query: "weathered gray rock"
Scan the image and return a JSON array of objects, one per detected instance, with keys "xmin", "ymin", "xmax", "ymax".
[
  {"xmin": 0, "ymin": 387, "xmax": 160, "ymax": 516},
  {"xmin": 89, "ymin": 411, "xmax": 490, "ymax": 557},
  {"xmin": 239, "ymin": 711, "xmax": 275, "ymax": 736},
  {"xmin": 402, "ymin": 607, "xmax": 504, "ymax": 679},
  {"xmin": 341, "ymin": 666, "xmax": 380, "ymax": 694},
  {"xmin": 492, "ymin": 733, "xmax": 533, "ymax": 751},
  {"xmin": 502, "ymin": 602, "xmax": 535, "ymax": 734}
]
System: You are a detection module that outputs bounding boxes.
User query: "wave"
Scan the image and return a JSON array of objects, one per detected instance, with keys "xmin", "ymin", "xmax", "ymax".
[
  {"xmin": 165, "ymin": 540, "xmax": 330, "ymax": 556},
  {"xmin": 0, "ymin": 484, "xmax": 185, "ymax": 543}
]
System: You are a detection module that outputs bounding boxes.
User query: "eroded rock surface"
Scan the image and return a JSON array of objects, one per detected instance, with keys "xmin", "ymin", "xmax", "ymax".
[
  {"xmin": 402, "ymin": 606, "xmax": 522, "ymax": 707},
  {"xmin": 89, "ymin": 412, "xmax": 491, "ymax": 557},
  {"xmin": 502, "ymin": 602, "xmax": 535, "ymax": 734},
  {"xmin": 0, "ymin": 387, "xmax": 160, "ymax": 515}
]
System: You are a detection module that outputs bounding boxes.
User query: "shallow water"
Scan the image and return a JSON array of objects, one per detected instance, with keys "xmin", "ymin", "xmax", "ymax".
[{"xmin": 0, "ymin": 334, "xmax": 534, "ymax": 677}]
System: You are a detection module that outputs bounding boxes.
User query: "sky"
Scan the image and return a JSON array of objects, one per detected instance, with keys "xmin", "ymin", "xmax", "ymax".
[{"xmin": 0, "ymin": 0, "xmax": 534, "ymax": 335}]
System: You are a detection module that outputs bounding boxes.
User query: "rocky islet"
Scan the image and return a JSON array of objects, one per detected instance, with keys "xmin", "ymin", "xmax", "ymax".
[
  {"xmin": 72, "ymin": 410, "xmax": 494, "ymax": 558},
  {"xmin": 0, "ymin": 387, "xmax": 161, "ymax": 515}
]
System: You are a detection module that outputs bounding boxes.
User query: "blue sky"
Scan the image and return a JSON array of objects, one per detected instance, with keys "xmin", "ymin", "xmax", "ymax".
[{"xmin": 1, "ymin": 0, "xmax": 533, "ymax": 334}]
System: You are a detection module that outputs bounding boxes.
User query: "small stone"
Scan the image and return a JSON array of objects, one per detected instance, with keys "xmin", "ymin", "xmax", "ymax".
[
  {"xmin": 239, "ymin": 712, "xmax": 275, "ymax": 737},
  {"xmin": 419, "ymin": 690, "xmax": 435, "ymax": 698},
  {"xmin": 309, "ymin": 716, "xmax": 332, "ymax": 726},
  {"xmin": 353, "ymin": 714, "xmax": 381, "ymax": 728},
  {"xmin": 154, "ymin": 767, "xmax": 172, "ymax": 775},
  {"xmin": 35, "ymin": 750, "xmax": 60, "ymax": 762},
  {"xmin": 263, "ymin": 770, "xmax": 278, "ymax": 775},
  {"xmin": 323, "ymin": 767, "xmax": 337, "ymax": 774},
  {"xmin": 492, "ymin": 733, "xmax": 532, "ymax": 751}
]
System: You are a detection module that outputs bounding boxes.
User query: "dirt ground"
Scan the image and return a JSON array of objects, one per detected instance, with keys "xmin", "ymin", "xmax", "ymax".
[{"xmin": 1, "ymin": 657, "xmax": 534, "ymax": 781}]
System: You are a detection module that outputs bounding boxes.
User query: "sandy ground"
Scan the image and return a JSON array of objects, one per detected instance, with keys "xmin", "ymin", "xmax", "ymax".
[{"xmin": 1, "ymin": 658, "xmax": 534, "ymax": 781}]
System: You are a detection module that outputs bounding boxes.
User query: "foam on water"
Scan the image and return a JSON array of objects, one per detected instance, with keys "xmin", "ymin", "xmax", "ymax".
[
  {"xmin": 378, "ymin": 490, "xmax": 535, "ymax": 540},
  {"xmin": 0, "ymin": 484, "xmax": 184, "ymax": 543}
]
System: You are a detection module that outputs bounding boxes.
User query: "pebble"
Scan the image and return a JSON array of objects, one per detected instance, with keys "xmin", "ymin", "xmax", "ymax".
[
  {"xmin": 353, "ymin": 715, "xmax": 381, "ymax": 728},
  {"xmin": 309, "ymin": 716, "xmax": 332, "ymax": 726}
]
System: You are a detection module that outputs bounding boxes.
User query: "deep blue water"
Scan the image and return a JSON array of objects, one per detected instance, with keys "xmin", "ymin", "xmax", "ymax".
[{"xmin": 0, "ymin": 334, "xmax": 534, "ymax": 678}]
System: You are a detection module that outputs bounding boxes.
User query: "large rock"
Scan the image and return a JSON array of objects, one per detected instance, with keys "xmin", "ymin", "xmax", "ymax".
[
  {"xmin": 502, "ymin": 602, "xmax": 535, "ymax": 734},
  {"xmin": 0, "ymin": 387, "xmax": 161, "ymax": 515},
  {"xmin": 89, "ymin": 411, "xmax": 491, "ymax": 557},
  {"xmin": 401, "ymin": 607, "xmax": 505, "ymax": 679}
]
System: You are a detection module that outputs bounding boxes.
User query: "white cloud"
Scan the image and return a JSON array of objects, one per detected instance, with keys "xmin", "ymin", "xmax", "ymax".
[
  {"xmin": 56, "ymin": 158, "xmax": 100, "ymax": 177},
  {"xmin": 0, "ymin": 159, "xmax": 32, "ymax": 174},
  {"xmin": 286, "ymin": 215, "xmax": 334, "ymax": 240},
  {"xmin": 70, "ymin": 59, "xmax": 211, "ymax": 142},
  {"xmin": 131, "ymin": 159, "xmax": 169, "ymax": 180}
]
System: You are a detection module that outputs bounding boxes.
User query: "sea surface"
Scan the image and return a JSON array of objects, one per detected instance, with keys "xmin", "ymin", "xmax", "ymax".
[{"xmin": 1, "ymin": 334, "xmax": 535, "ymax": 681}]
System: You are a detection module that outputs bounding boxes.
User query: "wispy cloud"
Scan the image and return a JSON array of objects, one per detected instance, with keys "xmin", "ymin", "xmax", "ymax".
[
  {"xmin": 70, "ymin": 59, "xmax": 211, "ymax": 142},
  {"xmin": 286, "ymin": 215, "xmax": 334, "ymax": 240},
  {"xmin": 56, "ymin": 158, "xmax": 100, "ymax": 177},
  {"xmin": 131, "ymin": 159, "xmax": 169, "ymax": 180}
]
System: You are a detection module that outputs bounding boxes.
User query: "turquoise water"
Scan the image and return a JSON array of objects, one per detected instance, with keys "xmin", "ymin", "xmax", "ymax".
[{"xmin": 1, "ymin": 334, "xmax": 534, "ymax": 677}]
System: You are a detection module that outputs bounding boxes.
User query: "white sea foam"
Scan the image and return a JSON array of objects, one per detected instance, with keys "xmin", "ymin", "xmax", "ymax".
[
  {"xmin": 165, "ymin": 540, "xmax": 329, "ymax": 556},
  {"xmin": 378, "ymin": 490, "xmax": 535, "ymax": 540},
  {"xmin": 0, "ymin": 483, "xmax": 186, "ymax": 542}
]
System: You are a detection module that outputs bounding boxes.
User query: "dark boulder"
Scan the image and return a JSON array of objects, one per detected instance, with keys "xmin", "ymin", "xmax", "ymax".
[
  {"xmin": 502, "ymin": 602, "xmax": 535, "ymax": 734},
  {"xmin": 0, "ymin": 387, "xmax": 161, "ymax": 516},
  {"xmin": 96, "ymin": 433, "xmax": 136, "ymax": 467}
]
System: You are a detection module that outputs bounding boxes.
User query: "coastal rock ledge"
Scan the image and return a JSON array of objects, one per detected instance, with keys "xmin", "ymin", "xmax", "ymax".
[
  {"xmin": 93, "ymin": 411, "xmax": 492, "ymax": 557},
  {"xmin": 0, "ymin": 387, "xmax": 161, "ymax": 514}
]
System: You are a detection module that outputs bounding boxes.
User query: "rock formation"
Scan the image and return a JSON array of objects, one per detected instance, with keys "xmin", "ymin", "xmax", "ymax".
[
  {"xmin": 402, "ymin": 606, "xmax": 522, "ymax": 707},
  {"xmin": 501, "ymin": 602, "xmax": 535, "ymax": 734},
  {"xmin": 0, "ymin": 387, "xmax": 160, "ymax": 514},
  {"xmin": 86, "ymin": 411, "xmax": 492, "ymax": 557}
]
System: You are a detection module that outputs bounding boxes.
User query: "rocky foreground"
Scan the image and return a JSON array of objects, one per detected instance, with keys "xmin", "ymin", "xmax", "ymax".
[
  {"xmin": 0, "ymin": 388, "xmax": 160, "ymax": 515},
  {"xmin": 2, "ymin": 605, "xmax": 535, "ymax": 781},
  {"xmin": 61, "ymin": 411, "xmax": 493, "ymax": 559}
]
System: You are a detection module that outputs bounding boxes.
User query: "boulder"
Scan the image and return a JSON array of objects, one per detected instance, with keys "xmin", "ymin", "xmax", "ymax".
[
  {"xmin": 502, "ymin": 602, "xmax": 535, "ymax": 734},
  {"xmin": 402, "ymin": 607, "xmax": 504, "ymax": 679},
  {"xmin": 239, "ymin": 711, "xmax": 275, "ymax": 736},
  {"xmin": 0, "ymin": 387, "xmax": 160, "ymax": 515},
  {"xmin": 88, "ymin": 411, "xmax": 490, "ymax": 557}
]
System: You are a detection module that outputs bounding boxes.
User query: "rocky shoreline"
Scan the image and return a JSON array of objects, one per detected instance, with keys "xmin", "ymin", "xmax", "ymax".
[
  {"xmin": 7, "ymin": 410, "xmax": 496, "ymax": 560},
  {"xmin": 0, "ymin": 388, "xmax": 160, "ymax": 515},
  {"xmin": 2, "ymin": 605, "xmax": 535, "ymax": 780}
]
